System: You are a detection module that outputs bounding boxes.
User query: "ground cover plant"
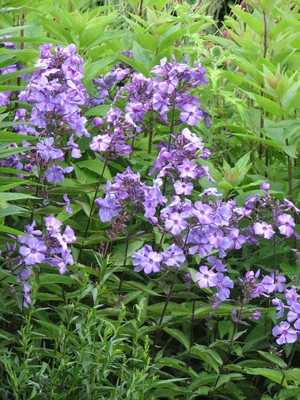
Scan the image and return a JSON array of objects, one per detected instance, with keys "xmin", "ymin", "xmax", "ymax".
[{"xmin": 0, "ymin": 0, "xmax": 300, "ymax": 399}]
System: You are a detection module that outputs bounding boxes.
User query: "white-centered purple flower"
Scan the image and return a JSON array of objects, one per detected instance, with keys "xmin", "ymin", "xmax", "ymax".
[
  {"xmin": 276, "ymin": 213, "xmax": 295, "ymax": 237},
  {"xmin": 272, "ymin": 321, "xmax": 298, "ymax": 345},
  {"xmin": 36, "ymin": 137, "xmax": 64, "ymax": 161},
  {"xmin": 95, "ymin": 194, "xmax": 120, "ymax": 222},
  {"xmin": 174, "ymin": 180, "xmax": 193, "ymax": 196},
  {"xmin": 19, "ymin": 237, "xmax": 47, "ymax": 265},
  {"xmin": 164, "ymin": 212, "xmax": 188, "ymax": 235},
  {"xmin": 177, "ymin": 159, "xmax": 198, "ymax": 179},
  {"xmin": 162, "ymin": 244, "xmax": 185, "ymax": 267},
  {"xmin": 253, "ymin": 221, "xmax": 275, "ymax": 239},
  {"xmin": 287, "ymin": 303, "xmax": 300, "ymax": 330},
  {"xmin": 195, "ymin": 265, "xmax": 217, "ymax": 289},
  {"xmin": 44, "ymin": 165, "xmax": 73, "ymax": 183}
]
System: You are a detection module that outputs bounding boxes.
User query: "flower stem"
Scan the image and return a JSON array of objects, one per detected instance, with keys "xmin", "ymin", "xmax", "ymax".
[
  {"xmin": 77, "ymin": 156, "xmax": 108, "ymax": 262},
  {"xmin": 151, "ymin": 268, "xmax": 178, "ymax": 358}
]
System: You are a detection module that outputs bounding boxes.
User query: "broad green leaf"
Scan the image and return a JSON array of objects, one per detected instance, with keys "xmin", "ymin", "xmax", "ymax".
[
  {"xmin": 231, "ymin": 6, "xmax": 263, "ymax": 36},
  {"xmin": 243, "ymin": 367, "xmax": 286, "ymax": 386},
  {"xmin": 253, "ymin": 94, "xmax": 283, "ymax": 116},
  {"xmin": 77, "ymin": 158, "xmax": 112, "ymax": 180},
  {"xmin": 257, "ymin": 350, "xmax": 287, "ymax": 369},
  {"xmin": 39, "ymin": 274, "xmax": 74, "ymax": 286},
  {"xmin": 190, "ymin": 345, "xmax": 223, "ymax": 373},
  {"xmin": 0, "ymin": 204, "xmax": 28, "ymax": 217},
  {"xmin": 163, "ymin": 327, "xmax": 190, "ymax": 351}
]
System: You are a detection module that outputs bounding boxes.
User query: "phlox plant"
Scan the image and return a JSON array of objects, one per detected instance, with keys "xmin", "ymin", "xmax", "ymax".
[{"xmin": 0, "ymin": 3, "xmax": 300, "ymax": 398}]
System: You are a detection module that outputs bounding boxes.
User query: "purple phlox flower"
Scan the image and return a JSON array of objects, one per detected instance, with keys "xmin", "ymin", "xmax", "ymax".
[
  {"xmin": 208, "ymin": 228, "xmax": 231, "ymax": 258},
  {"xmin": 19, "ymin": 267, "xmax": 32, "ymax": 281},
  {"xmin": 260, "ymin": 182, "xmax": 270, "ymax": 191},
  {"xmin": 174, "ymin": 180, "xmax": 193, "ymax": 196},
  {"xmin": 181, "ymin": 128, "xmax": 204, "ymax": 150},
  {"xmin": 287, "ymin": 303, "xmax": 300, "ymax": 330},
  {"xmin": 187, "ymin": 227, "xmax": 212, "ymax": 258},
  {"xmin": 207, "ymin": 256, "xmax": 227, "ymax": 272},
  {"xmin": 272, "ymin": 321, "xmax": 298, "ymax": 345},
  {"xmin": 89, "ymin": 134, "xmax": 112, "ymax": 151},
  {"xmin": 283, "ymin": 198, "xmax": 300, "ymax": 214},
  {"xmin": 253, "ymin": 221, "xmax": 275, "ymax": 240},
  {"xmin": 252, "ymin": 310, "xmax": 262, "ymax": 320},
  {"xmin": 45, "ymin": 216, "xmax": 63, "ymax": 236},
  {"xmin": 44, "ymin": 165, "xmax": 73, "ymax": 183},
  {"xmin": 245, "ymin": 194, "xmax": 261, "ymax": 210},
  {"xmin": 215, "ymin": 203, "xmax": 232, "ymax": 226},
  {"xmin": 22, "ymin": 281, "xmax": 32, "ymax": 308},
  {"xmin": 180, "ymin": 103, "xmax": 203, "ymax": 126},
  {"xmin": 272, "ymin": 298, "xmax": 286, "ymax": 318},
  {"xmin": 95, "ymin": 194, "xmax": 120, "ymax": 223},
  {"xmin": 164, "ymin": 212, "xmax": 188, "ymax": 235},
  {"xmin": 234, "ymin": 206, "xmax": 252, "ymax": 218},
  {"xmin": 162, "ymin": 244, "xmax": 185, "ymax": 267},
  {"xmin": 24, "ymin": 221, "xmax": 42, "ymax": 237},
  {"xmin": 36, "ymin": 137, "xmax": 64, "ymax": 161},
  {"xmin": 139, "ymin": 248, "xmax": 163, "ymax": 274},
  {"xmin": 177, "ymin": 159, "xmax": 198, "ymax": 179},
  {"xmin": 199, "ymin": 188, "xmax": 222, "ymax": 198},
  {"xmin": 152, "ymin": 93, "xmax": 169, "ymax": 120},
  {"xmin": 193, "ymin": 201, "xmax": 214, "ymax": 224},
  {"xmin": 227, "ymin": 228, "xmax": 246, "ymax": 250},
  {"xmin": 195, "ymin": 265, "xmax": 217, "ymax": 289},
  {"xmin": 110, "ymin": 66, "xmax": 130, "ymax": 81},
  {"xmin": 92, "ymin": 117, "xmax": 103, "ymax": 128},
  {"xmin": 67, "ymin": 135, "xmax": 81, "ymax": 158},
  {"xmin": 276, "ymin": 213, "xmax": 295, "ymax": 237},
  {"xmin": 284, "ymin": 286, "xmax": 300, "ymax": 306},
  {"xmin": 132, "ymin": 246, "xmax": 149, "ymax": 273},
  {"xmin": 56, "ymin": 226, "xmax": 76, "ymax": 251},
  {"xmin": 63, "ymin": 193, "xmax": 73, "ymax": 214},
  {"xmin": 270, "ymin": 271, "xmax": 286, "ymax": 292},
  {"xmin": 259, "ymin": 275, "xmax": 276, "ymax": 294},
  {"xmin": 19, "ymin": 237, "xmax": 47, "ymax": 265},
  {"xmin": 215, "ymin": 273, "xmax": 234, "ymax": 301}
]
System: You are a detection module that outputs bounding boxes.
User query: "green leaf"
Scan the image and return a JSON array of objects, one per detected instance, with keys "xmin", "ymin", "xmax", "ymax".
[
  {"xmin": 243, "ymin": 367, "xmax": 286, "ymax": 386},
  {"xmin": 190, "ymin": 345, "xmax": 223, "ymax": 373},
  {"xmin": 163, "ymin": 327, "xmax": 190, "ymax": 351},
  {"xmin": 0, "ymin": 225, "xmax": 29, "ymax": 236},
  {"xmin": 122, "ymin": 281, "xmax": 160, "ymax": 296},
  {"xmin": 257, "ymin": 351, "xmax": 287, "ymax": 369},
  {"xmin": 132, "ymin": 41, "xmax": 152, "ymax": 73},
  {"xmin": 76, "ymin": 158, "xmax": 112, "ymax": 181},
  {"xmin": 39, "ymin": 274, "xmax": 74, "ymax": 286},
  {"xmin": 253, "ymin": 94, "xmax": 283, "ymax": 116},
  {"xmin": 231, "ymin": 6, "xmax": 263, "ymax": 36}
]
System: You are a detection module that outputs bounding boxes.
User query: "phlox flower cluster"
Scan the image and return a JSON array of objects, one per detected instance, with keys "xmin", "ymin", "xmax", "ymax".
[
  {"xmin": 244, "ymin": 182, "xmax": 299, "ymax": 242},
  {"xmin": 5, "ymin": 217, "xmax": 76, "ymax": 308},
  {"xmin": 97, "ymin": 122, "xmax": 299, "ymax": 315},
  {"xmin": 89, "ymin": 54, "xmax": 210, "ymax": 159},
  {"xmin": 95, "ymin": 166, "xmax": 167, "ymax": 231},
  {"xmin": 272, "ymin": 286, "xmax": 300, "ymax": 344},
  {"xmin": 1, "ymin": 44, "xmax": 88, "ymax": 183}
]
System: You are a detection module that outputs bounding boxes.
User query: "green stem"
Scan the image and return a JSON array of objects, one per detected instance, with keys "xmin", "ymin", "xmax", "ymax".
[
  {"xmin": 77, "ymin": 156, "xmax": 108, "ymax": 262},
  {"xmin": 118, "ymin": 205, "xmax": 135, "ymax": 292},
  {"xmin": 151, "ymin": 268, "xmax": 178, "ymax": 358}
]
